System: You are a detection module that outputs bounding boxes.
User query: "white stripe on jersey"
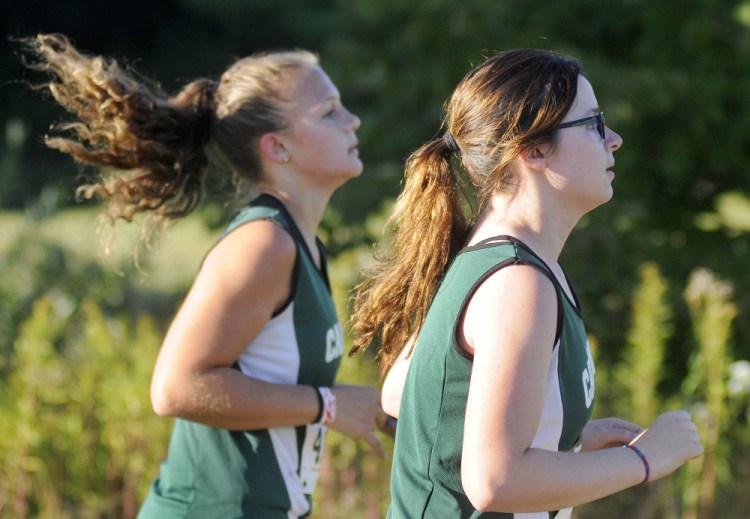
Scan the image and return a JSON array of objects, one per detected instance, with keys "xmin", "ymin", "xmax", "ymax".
[
  {"xmin": 238, "ymin": 303, "xmax": 300, "ymax": 385},
  {"xmin": 237, "ymin": 302, "xmax": 311, "ymax": 518},
  {"xmin": 514, "ymin": 339, "xmax": 572, "ymax": 519},
  {"xmin": 531, "ymin": 340, "xmax": 564, "ymax": 451},
  {"xmin": 268, "ymin": 428, "xmax": 309, "ymax": 518}
]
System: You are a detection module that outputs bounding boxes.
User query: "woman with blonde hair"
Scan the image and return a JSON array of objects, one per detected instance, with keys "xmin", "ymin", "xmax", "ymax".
[
  {"xmin": 22, "ymin": 33, "xmax": 388, "ymax": 518},
  {"xmin": 351, "ymin": 49, "xmax": 703, "ymax": 517}
]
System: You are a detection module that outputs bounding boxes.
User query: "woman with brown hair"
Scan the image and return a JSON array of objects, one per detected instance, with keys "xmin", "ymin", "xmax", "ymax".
[
  {"xmin": 22, "ymin": 33, "xmax": 388, "ymax": 518},
  {"xmin": 351, "ymin": 49, "xmax": 703, "ymax": 518}
]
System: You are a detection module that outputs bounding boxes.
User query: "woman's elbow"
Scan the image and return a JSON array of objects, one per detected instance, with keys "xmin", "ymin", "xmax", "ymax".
[
  {"xmin": 150, "ymin": 372, "xmax": 183, "ymax": 417},
  {"xmin": 462, "ymin": 466, "xmax": 514, "ymax": 512},
  {"xmin": 463, "ymin": 478, "xmax": 499, "ymax": 512}
]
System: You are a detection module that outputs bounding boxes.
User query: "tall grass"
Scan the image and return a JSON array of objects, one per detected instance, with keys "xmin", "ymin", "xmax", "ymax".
[{"xmin": 1, "ymin": 211, "xmax": 749, "ymax": 518}]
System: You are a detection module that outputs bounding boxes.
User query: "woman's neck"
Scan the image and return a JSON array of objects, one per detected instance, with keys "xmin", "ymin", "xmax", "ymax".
[
  {"xmin": 469, "ymin": 194, "xmax": 579, "ymax": 266},
  {"xmin": 256, "ymin": 184, "xmax": 330, "ymax": 257}
]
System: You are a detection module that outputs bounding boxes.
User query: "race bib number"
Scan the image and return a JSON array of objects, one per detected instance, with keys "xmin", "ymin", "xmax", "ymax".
[{"xmin": 300, "ymin": 424, "xmax": 327, "ymax": 493}]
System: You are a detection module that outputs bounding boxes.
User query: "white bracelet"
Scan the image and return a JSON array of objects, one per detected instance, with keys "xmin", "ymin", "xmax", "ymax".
[{"xmin": 317, "ymin": 387, "xmax": 337, "ymax": 427}]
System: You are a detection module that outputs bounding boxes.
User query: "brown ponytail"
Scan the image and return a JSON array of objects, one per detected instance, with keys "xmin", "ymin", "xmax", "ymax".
[
  {"xmin": 351, "ymin": 49, "xmax": 582, "ymax": 375},
  {"xmin": 350, "ymin": 136, "xmax": 470, "ymax": 374}
]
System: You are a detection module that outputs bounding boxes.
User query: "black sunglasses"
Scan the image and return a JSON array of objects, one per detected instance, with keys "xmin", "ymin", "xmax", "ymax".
[{"xmin": 555, "ymin": 112, "xmax": 605, "ymax": 140}]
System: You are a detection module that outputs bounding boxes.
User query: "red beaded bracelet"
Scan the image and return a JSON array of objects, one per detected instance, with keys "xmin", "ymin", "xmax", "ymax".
[{"xmin": 623, "ymin": 444, "xmax": 650, "ymax": 483}]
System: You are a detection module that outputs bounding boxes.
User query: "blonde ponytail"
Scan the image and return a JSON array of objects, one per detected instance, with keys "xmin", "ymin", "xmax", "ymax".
[
  {"xmin": 22, "ymin": 34, "xmax": 215, "ymax": 225},
  {"xmin": 21, "ymin": 34, "xmax": 319, "ymax": 229}
]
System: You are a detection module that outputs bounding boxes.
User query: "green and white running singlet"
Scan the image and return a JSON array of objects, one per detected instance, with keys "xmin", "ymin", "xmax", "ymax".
[
  {"xmin": 388, "ymin": 236, "xmax": 595, "ymax": 519},
  {"xmin": 138, "ymin": 195, "xmax": 344, "ymax": 519}
]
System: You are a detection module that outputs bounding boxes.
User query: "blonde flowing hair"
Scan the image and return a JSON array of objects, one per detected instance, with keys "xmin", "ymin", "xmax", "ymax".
[{"xmin": 21, "ymin": 33, "xmax": 318, "ymax": 227}]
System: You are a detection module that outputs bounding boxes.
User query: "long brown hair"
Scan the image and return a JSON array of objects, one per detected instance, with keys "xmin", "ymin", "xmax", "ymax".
[
  {"xmin": 21, "ymin": 33, "xmax": 317, "ymax": 226},
  {"xmin": 350, "ymin": 49, "xmax": 582, "ymax": 374}
]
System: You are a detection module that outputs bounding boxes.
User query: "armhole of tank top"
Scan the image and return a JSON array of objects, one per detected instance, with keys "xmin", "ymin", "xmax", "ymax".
[
  {"xmin": 452, "ymin": 258, "xmax": 564, "ymax": 361},
  {"xmin": 315, "ymin": 237, "xmax": 331, "ymax": 290},
  {"xmin": 226, "ymin": 218, "xmax": 300, "ymax": 375},
  {"xmin": 269, "ymin": 219, "xmax": 299, "ymax": 318},
  {"xmin": 504, "ymin": 237, "xmax": 582, "ymax": 318},
  {"xmin": 253, "ymin": 194, "xmax": 331, "ymax": 294},
  {"xmin": 560, "ymin": 266, "xmax": 582, "ymax": 314},
  {"xmin": 205, "ymin": 213, "xmax": 300, "ymax": 319}
]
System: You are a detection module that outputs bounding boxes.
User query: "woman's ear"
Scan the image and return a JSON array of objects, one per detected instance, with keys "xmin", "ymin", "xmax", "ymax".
[
  {"xmin": 518, "ymin": 145, "xmax": 548, "ymax": 173},
  {"xmin": 259, "ymin": 133, "xmax": 290, "ymax": 163}
]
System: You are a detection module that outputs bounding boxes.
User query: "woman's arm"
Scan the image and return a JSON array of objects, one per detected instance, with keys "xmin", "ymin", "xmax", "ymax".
[
  {"xmin": 460, "ymin": 265, "xmax": 702, "ymax": 513},
  {"xmin": 150, "ymin": 220, "xmax": 386, "ymax": 455}
]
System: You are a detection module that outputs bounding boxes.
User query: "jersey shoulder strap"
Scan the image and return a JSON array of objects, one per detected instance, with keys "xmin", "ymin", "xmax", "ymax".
[{"xmin": 223, "ymin": 194, "xmax": 296, "ymax": 240}]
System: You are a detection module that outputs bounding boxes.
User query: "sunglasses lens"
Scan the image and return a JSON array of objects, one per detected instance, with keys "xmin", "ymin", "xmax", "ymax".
[{"xmin": 598, "ymin": 114, "xmax": 606, "ymax": 139}]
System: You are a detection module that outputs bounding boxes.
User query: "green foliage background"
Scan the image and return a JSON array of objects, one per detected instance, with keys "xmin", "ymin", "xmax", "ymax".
[{"xmin": 2, "ymin": 0, "xmax": 750, "ymax": 517}]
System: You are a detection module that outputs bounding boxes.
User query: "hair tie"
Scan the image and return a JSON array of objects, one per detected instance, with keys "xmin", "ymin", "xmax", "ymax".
[
  {"xmin": 443, "ymin": 131, "xmax": 460, "ymax": 157},
  {"xmin": 203, "ymin": 79, "xmax": 219, "ymax": 109}
]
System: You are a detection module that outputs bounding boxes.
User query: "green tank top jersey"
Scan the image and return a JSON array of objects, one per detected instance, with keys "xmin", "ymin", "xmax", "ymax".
[
  {"xmin": 388, "ymin": 236, "xmax": 595, "ymax": 519},
  {"xmin": 138, "ymin": 195, "xmax": 344, "ymax": 519}
]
